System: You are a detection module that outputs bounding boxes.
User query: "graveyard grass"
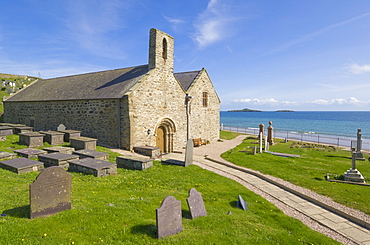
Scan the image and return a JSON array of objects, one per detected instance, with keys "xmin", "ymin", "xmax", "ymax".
[
  {"xmin": 221, "ymin": 133, "xmax": 370, "ymax": 215},
  {"xmin": 0, "ymin": 135, "xmax": 338, "ymax": 244}
]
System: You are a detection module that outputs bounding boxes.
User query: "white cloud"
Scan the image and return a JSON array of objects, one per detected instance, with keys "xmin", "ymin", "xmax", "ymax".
[
  {"xmin": 234, "ymin": 98, "xmax": 298, "ymax": 106},
  {"xmin": 345, "ymin": 63, "xmax": 370, "ymax": 74},
  {"xmin": 192, "ymin": 0, "xmax": 240, "ymax": 48},
  {"xmin": 306, "ymin": 97, "xmax": 367, "ymax": 105}
]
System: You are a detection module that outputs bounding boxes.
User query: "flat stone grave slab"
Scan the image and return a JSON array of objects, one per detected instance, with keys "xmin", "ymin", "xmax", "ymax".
[
  {"xmin": 30, "ymin": 166, "xmax": 72, "ymax": 219},
  {"xmin": 156, "ymin": 196, "xmax": 182, "ymax": 239},
  {"xmin": 0, "ymin": 158, "xmax": 44, "ymax": 174},
  {"xmin": 265, "ymin": 151, "xmax": 300, "ymax": 158},
  {"xmin": 14, "ymin": 148, "xmax": 47, "ymax": 159},
  {"xmin": 40, "ymin": 131, "xmax": 65, "ymax": 145},
  {"xmin": 58, "ymin": 130, "xmax": 81, "ymax": 142},
  {"xmin": 72, "ymin": 149, "xmax": 108, "ymax": 160},
  {"xmin": 19, "ymin": 132, "xmax": 45, "ymax": 147},
  {"xmin": 43, "ymin": 146, "xmax": 75, "ymax": 154},
  {"xmin": 116, "ymin": 155, "xmax": 153, "ymax": 170},
  {"xmin": 68, "ymin": 158, "xmax": 117, "ymax": 177},
  {"xmin": 133, "ymin": 146, "xmax": 161, "ymax": 158},
  {"xmin": 0, "ymin": 126, "xmax": 14, "ymax": 136},
  {"xmin": 38, "ymin": 153, "xmax": 79, "ymax": 169},
  {"xmin": 0, "ymin": 151, "xmax": 17, "ymax": 160},
  {"xmin": 186, "ymin": 188, "xmax": 207, "ymax": 219},
  {"xmin": 70, "ymin": 137, "xmax": 97, "ymax": 150},
  {"xmin": 13, "ymin": 126, "xmax": 33, "ymax": 135},
  {"xmin": 162, "ymin": 158, "xmax": 185, "ymax": 167}
]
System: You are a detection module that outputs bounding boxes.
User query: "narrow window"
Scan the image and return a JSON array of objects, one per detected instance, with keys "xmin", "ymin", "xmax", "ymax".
[
  {"xmin": 202, "ymin": 92, "xmax": 208, "ymax": 107},
  {"xmin": 162, "ymin": 38, "xmax": 167, "ymax": 60}
]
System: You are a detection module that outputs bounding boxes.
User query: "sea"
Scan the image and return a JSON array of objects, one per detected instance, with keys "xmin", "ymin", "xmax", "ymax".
[{"xmin": 220, "ymin": 111, "xmax": 370, "ymax": 139}]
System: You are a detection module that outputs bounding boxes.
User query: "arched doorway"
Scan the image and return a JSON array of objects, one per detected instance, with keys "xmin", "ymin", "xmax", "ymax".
[{"xmin": 155, "ymin": 118, "xmax": 176, "ymax": 153}]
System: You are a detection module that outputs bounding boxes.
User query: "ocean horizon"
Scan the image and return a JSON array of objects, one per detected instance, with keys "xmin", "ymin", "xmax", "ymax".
[{"xmin": 220, "ymin": 111, "xmax": 370, "ymax": 139}]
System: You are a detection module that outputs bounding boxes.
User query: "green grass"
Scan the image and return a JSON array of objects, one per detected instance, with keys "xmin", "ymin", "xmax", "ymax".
[
  {"xmin": 0, "ymin": 135, "xmax": 338, "ymax": 244},
  {"xmin": 220, "ymin": 131, "xmax": 243, "ymax": 140},
  {"xmin": 222, "ymin": 136, "xmax": 370, "ymax": 215}
]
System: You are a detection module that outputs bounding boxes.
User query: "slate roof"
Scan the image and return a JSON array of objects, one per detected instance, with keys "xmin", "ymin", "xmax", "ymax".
[
  {"xmin": 5, "ymin": 64, "xmax": 202, "ymax": 102},
  {"xmin": 174, "ymin": 70, "xmax": 201, "ymax": 92},
  {"xmin": 5, "ymin": 65, "xmax": 149, "ymax": 102}
]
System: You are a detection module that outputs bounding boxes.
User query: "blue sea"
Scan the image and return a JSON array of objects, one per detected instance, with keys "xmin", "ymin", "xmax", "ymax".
[{"xmin": 220, "ymin": 111, "xmax": 370, "ymax": 139}]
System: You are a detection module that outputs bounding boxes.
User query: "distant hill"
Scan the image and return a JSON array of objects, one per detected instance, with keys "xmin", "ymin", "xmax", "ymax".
[
  {"xmin": 276, "ymin": 110, "xmax": 295, "ymax": 112},
  {"xmin": 0, "ymin": 73, "xmax": 39, "ymax": 96},
  {"xmin": 228, "ymin": 108, "xmax": 262, "ymax": 112}
]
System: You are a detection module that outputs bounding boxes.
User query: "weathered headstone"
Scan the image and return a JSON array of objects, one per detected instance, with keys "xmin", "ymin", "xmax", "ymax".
[
  {"xmin": 344, "ymin": 148, "xmax": 365, "ymax": 183},
  {"xmin": 267, "ymin": 121, "xmax": 275, "ymax": 145},
  {"xmin": 356, "ymin": 129, "xmax": 365, "ymax": 160},
  {"xmin": 156, "ymin": 196, "xmax": 182, "ymax": 239},
  {"xmin": 184, "ymin": 138, "xmax": 193, "ymax": 166},
  {"xmin": 30, "ymin": 166, "xmax": 72, "ymax": 219},
  {"xmin": 237, "ymin": 195, "xmax": 248, "ymax": 210},
  {"xmin": 259, "ymin": 132, "xmax": 263, "ymax": 153},
  {"xmin": 57, "ymin": 124, "xmax": 66, "ymax": 131},
  {"xmin": 186, "ymin": 188, "xmax": 207, "ymax": 219}
]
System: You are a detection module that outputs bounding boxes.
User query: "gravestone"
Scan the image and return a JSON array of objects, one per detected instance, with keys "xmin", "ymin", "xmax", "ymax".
[
  {"xmin": 38, "ymin": 153, "xmax": 79, "ymax": 169},
  {"xmin": 355, "ymin": 129, "xmax": 365, "ymax": 160},
  {"xmin": 259, "ymin": 132, "xmax": 263, "ymax": 153},
  {"xmin": 186, "ymin": 188, "xmax": 207, "ymax": 219},
  {"xmin": 259, "ymin": 124, "xmax": 264, "ymax": 137},
  {"xmin": 267, "ymin": 121, "xmax": 275, "ymax": 145},
  {"xmin": 116, "ymin": 155, "xmax": 153, "ymax": 170},
  {"xmin": 156, "ymin": 196, "xmax": 182, "ymax": 239},
  {"xmin": 237, "ymin": 195, "xmax": 248, "ymax": 210},
  {"xmin": 40, "ymin": 131, "xmax": 64, "ymax": 145},
  {"xmin": 57, "ymin": 124, "xmax": 66, "ymax": 131},
  {"xmin": 0, "ymin": 151, "xmax": 17, "ymax": 160},
  {"xmin": 344, "ymin": 148, "xmax": 365, "ymax": 183},
  {"xmin": 58, "ymin": 130, "xmax": 81, "ymax": 142},
  {"xmin": 68, "ymin": 158, "xmax": 117, "ymax": 177},
  {"xmin": 43, "ymin": 146, "xmax": 75, "ymax": 154},
  {"xmin": 184, "ymin": 139, "xmax": 193, "ymax": 166},
  {"xmin": 30, "ymin": 166, "xmax": 72, "ymax": 219}
]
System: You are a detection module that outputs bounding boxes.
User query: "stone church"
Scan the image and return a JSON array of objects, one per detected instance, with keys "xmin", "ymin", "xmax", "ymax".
[{"xmin": 4, "ymin": 28, "xmax": 220, "ymax": 152}]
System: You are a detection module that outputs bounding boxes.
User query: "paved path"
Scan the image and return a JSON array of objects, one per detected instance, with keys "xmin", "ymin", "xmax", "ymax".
[{"xmin": 163, "ymin": 135, "xmax": 370, "ymax": 245}]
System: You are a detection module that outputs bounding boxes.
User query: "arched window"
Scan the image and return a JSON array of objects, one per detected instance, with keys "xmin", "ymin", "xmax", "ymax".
[{"xmin": 162, "ymin": 38, "xmax": 167, "ymax": 60}]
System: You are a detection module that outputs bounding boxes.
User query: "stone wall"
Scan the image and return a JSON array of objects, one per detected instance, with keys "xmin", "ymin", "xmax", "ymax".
[
  {"xmin": 128, "ymin": 68, "xmax": 188, "ymax": 152},
  {"xmin": 4, "ymin": 99, "xmax": 130, "ymax": 148},
  {"xmin": 187, "ymin": 69, "xmax": 220, "ymax": 144}
]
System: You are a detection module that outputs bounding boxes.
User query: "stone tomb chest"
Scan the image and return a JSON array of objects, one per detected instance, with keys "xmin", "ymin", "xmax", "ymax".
[
  {"xmin": 30, "ymin": 166, "xmax": 72, "ymax": 219},
  {"xmin": 19, "ymin": 132, "xmax": 45, "ymax": 147},
  {"xmin": 0, "ymin": 158, "xmax": 44, "ymax": 174},
  {"xmin": 40, "ymin": 131, "xmax": 65, "ymax": 145},
  {"xmin": 116, "ymin": 155, "xmax": 153, "ymax": 170},
  {"xmin": 0, "ymin": 151, "xmax": 17, "ymax": 160},
  {"xmin": 43, "ymin": 146, "xmax": 75, "ymax": 154},
  {"xmin": 13, "ymin": 125, "xmax": 33, "ymax": 135},
  {"xmin": 72, "ymin": 149, "xmax": 108, "ymax": 160},
  {"xmin": 14, "ymin": 148, "xmax": 47, "ymax": 159},
  {"xmin": 70, "ymin": 137, "xmax": 97, "ymax": 150},
  {"xmin": 58, "ymin": 130, "xmax": 81, "ymax": 142},
  {"xmin": 0, "ymin": 126, "xmax": 13, "ymax": 136},
  {"xmin": 133, "ymin": 146, "xmax": 161, "ymax": 158},
  {"xmin": 68, "ymin": 158, "xmax": 117, "ymax": 177},
  {"xmin": 38, "ymin": 153, "xmax": 79, "ymax": 169}
]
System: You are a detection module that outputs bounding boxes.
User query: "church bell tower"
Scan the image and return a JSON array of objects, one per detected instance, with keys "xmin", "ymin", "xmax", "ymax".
[{"xmin": 148, "ymin": 28, "xmax": 174, "ymax": 72}]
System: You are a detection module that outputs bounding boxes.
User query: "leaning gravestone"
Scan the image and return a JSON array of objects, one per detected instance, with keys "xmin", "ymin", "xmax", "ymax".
[
  {"xmin": 30, "ymin": 166, "xmax": 72, "ymax": 219},
  {"xmin": 186, "ymin": 188, "xmax": 207, "ymax": 219},
  {"xmin": 237, "ymin": 195, "xmax": 248, "ymax": 210},
  {"xmin": 156, "ymin": 196, "xmax": 182, "ymax": 239},
  {"xmin": 184, "ymin": 138, "xmax": 193, "ymax": 167}
]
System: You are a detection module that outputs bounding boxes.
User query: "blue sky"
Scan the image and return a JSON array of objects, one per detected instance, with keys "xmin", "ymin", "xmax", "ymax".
[{"xmin": 1, "ymin": 0, "xmax": 370, "ymax": 111}]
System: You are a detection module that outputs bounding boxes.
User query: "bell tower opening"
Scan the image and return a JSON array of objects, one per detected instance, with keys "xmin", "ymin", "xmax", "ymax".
[{"xmin": 148, "ymin": 28, "xmax": 174, "ymax": 71}]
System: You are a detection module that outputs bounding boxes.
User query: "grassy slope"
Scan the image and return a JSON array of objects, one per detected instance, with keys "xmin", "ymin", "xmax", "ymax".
[
  {"xmin": 221, "ymin": 135, "xmax": 370, "ymax": 215},
  {"xmin": 0, "ymin": 135, "xmax": 337, "ymax": 244}
]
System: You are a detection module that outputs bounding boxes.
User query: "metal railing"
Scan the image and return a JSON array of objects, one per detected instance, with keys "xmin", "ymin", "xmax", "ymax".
[{"xmin": 221, "ymin": 124, "xmax": 370, "ymax": 151}]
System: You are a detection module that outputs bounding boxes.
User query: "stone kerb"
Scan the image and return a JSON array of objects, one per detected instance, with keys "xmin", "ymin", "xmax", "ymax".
[
  {"xmin": 30, "ymin": 166, "xmax": 72, "ymax": 219},
  {"xmin": 156, "ymin": 196, "xmax": 182, "ymax": 239}
]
